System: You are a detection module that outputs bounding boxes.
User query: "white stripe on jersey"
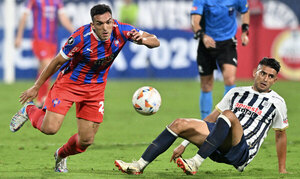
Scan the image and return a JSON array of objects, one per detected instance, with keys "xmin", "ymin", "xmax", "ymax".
[{"xmin": 216, "ymin": 86, "xmax": 288, "ymax": 167}]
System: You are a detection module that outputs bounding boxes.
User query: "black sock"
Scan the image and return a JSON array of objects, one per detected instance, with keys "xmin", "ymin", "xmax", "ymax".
[
  {"xmin": 141, "ymin": 128, "xmax": 177, "ymax": 163},
  {"xmin": 197, "ymin": 115, "xmax": 231, "ymax": 158}
]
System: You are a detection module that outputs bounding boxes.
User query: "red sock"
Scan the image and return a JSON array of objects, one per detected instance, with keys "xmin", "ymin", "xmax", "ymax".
[
  {"xmin": 26, "ymin": 105, "xmax": 45, "ymax": 130},
  {"xmin": 37, "ymin": 78, "xmax": 50, "ymax": 105},
  {"xmin": 58, "ymin": 134, "xmax": 88, "ymax": 158}
]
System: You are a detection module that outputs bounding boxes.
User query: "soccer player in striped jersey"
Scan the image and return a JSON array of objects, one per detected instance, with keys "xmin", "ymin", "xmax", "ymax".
[
  {"xmin": 115, "ymin": 57, "xmax": 288, "ymax": 175},
  {"xmin": 10, "ymin": 4, "xmax": 160, "ymax": 173},
  {"xmin": 15, "ymin": 0, "xmax": 74, "ymax": 107}
]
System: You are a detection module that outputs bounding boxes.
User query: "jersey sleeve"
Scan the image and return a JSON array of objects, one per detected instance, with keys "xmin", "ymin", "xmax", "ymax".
[
  {"xmin": 116, "ymin": 20, "xmax": 142, "ymax": 42},
  {"xmin": 272, "ymin": 99, "xmax": 289, "ymax": 130},
  {"xmin": 237, "ymin": 0, "xmax": 249, "ymax": 14},
  {"xmin": 216, "ymin": 88, "xmax": 235, "ymax": 112},
  {"xmin": 190, "ymin": 0, "xmax": 204, "ymax": 15},
  {"xmin": 24, "ymin": 0, "xmax": 34, "ymax": 12},
  {"xmin": 57, "ymin": 0, "xmax": 65, "ymax": 14},
  {"xmin": 60, "ymin": 28, "xmax": 84, "ymax": 60}
]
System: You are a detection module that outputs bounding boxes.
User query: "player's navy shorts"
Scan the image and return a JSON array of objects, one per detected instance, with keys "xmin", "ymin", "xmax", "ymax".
[
  {"xmin": 197, "ymin": 37, "xmax": 237, "ymax": 76},
  {"xmin": 205, "ymin": 121, "xmax": 249, "ymax": 168}
]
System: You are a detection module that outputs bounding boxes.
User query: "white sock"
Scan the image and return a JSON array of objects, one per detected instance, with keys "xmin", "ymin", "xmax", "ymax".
[
  {"xmin": 137, "ymin": 158, "xmax": 149, "ymax": 169},
  {"xmin": 192, "ymin": 154, "xmax": 205, "ymax": 167}
]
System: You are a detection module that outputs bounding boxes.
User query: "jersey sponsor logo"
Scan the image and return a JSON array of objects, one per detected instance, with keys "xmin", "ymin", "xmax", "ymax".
[
  {"xmin": 67, "ymin": 37, "xmax": 74, "ymax": 45},
  {"xmin": 94, "ymin": 54, "xmax": 115, "ymax": 66},
  {"xmin": 235, "ymin": 102, "xmax": 262, "ymax": 115}
]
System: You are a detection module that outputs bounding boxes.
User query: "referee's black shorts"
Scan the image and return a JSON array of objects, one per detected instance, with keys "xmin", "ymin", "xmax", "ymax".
[{"xmin": 197, "ymin": 37, "xmax": 237, "ymax": 76}]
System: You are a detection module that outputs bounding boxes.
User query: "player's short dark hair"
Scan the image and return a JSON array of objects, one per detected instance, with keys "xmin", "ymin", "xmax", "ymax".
[
  {"xmin": 90, "ymin": 4, "xmax": 112, "ymax": 21},
  {"xmin": 259, "ymin": 57, "xmax": 281, "ymax": 73}
]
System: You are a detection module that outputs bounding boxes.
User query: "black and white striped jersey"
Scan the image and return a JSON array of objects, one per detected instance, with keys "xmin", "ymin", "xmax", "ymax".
[{"xmin": 216, "ymin": 86, "xmax": 288, "ymax": 166}]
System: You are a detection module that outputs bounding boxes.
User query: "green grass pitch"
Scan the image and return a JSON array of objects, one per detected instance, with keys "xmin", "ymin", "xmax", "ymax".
[{"xmin": 0, "ymin": 79, "xmax": 299, "ymax": 178}]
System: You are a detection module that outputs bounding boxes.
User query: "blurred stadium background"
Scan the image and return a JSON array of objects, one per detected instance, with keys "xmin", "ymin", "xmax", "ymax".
[{"xmin": 0, "ymin": 0, "xmax": 300, "ymax": 83}]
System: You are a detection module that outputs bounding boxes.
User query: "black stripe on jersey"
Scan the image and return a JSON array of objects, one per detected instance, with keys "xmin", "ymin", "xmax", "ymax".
[
  {"xmin": 246, "ymin": 104, "xmax": 276, "ymax": 142},
  {"xmin": 247, "ymin": 104, "xmax": 277, "ymax": 161},
  {"xmin": 232, "ymin": 91, "xmax": 248, "ymax": 113},
  {"xmin": 238, "ymin": 91, "xmax": 249, "ymax": 103},
  {"xmin": 248, "ymin": 94, "xmax": 259, "ymax": 106},
  {"xmin": 242, "ymin": 97, "xmax": 268, "ymax": 130},
  {"xmin": 230, "ymin": 92, "xmax": 239, "ymax": 110}
]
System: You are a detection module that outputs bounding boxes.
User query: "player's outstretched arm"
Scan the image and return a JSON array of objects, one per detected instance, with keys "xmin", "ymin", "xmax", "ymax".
[
  {"xmin": 19, "ymin": 54, "xmax": 68, "ymax": 104},
  {"xmin": 58, "ymin": 11, "xmax": 75, "ymax": 33},
  {"xmin": 129, "ymin": 29, "xmax": 160, "ymax": 48},
  {"xmin": 275, "ymin": 130, "xmax": 288, "ymax": 174},
  {"xmin": 15, "ymin": 12, "xmax": 29, "ymax": 48}
]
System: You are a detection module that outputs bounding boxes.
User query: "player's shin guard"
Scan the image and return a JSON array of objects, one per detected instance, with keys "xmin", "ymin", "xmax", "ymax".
[
  {"xmin": 200, "ymin": 91, "xmax": 212, "ymax": 119},
  {"xmin": 141, "ymin": 127, "xmax": 177, "ymax": 163},
  {"xmin": 224, "ymin": 85, "xmax": 236, "ymax": 96},
  {"xmin": 27, "ymin": 105, "xmax": 45, "ymax": 130},
  {"xmin": 197, "ymin": 115, "xmax": 231, "ymax": 158},
  {"xmin": 58, "ymin": 133, "xmax": 88, "ymax": 158}
]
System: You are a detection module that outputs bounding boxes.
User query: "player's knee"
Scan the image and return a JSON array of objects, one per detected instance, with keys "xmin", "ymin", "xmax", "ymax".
[
  {"xmin": 40, "ymin": 126, "xmax": 59, "ymax": 135},
  {"xmin": 222, "ymin": 110, "xmax": 238, "ymax": 124},
  {"xmin": 168, "ymin": 118, "xmax": 189, "ymax": 134},
  {"xmin": 224, "ymin": 77, "xmax": 235, "ymax": 86}
]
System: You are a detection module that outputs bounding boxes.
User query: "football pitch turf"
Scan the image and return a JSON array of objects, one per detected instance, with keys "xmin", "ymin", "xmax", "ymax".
[{"xmin": 0, "ymin": 80, "xmax": 299, "ymax": 178}]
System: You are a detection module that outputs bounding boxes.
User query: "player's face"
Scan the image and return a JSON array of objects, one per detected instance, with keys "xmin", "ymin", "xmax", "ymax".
[
  {"xmin": 91, "ymin": 12, "xmax": 113, "ymax": 41},
  {"xmin": 253, "ymin": 65, "xmax": 278, "ymax": 93}
]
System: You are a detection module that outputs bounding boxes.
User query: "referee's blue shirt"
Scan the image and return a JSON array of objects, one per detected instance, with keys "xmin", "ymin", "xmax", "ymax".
[{"xmin": 191, "ymin": 0, "xmax": 249, "ymax": 41}]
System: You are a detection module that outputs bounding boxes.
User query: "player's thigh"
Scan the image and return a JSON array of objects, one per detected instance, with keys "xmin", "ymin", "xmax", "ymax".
[
  {"xmin": 197, "ymin": 42, "xmax": 216, "ymax": 77},
  {"xmin": 169, "ymin": 118, "xmax": 210, "ymax": 147},
  {"xmin": 41, "ymin": 110, "xmax": 65, "ymax": 134},
  {"xmin": 77, "ymin": 118, "xmax": 100, "ymax": 145}
]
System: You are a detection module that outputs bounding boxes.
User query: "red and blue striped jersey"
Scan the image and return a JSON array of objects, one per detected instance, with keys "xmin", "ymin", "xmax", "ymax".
[
  {"xmin": 58, "ymin": 20, "xmax": 141, "ymax": 84},
  {"xmin": 25, "ymin": 0, "xmax": 64, "ymax": 43}
]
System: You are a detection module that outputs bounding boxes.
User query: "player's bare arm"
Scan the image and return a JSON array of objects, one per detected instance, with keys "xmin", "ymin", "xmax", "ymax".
[
  {"xmin": 58, "ymin": 11, "xmax": 75, "ymax": 33},
  {"xmin": 241, "ymin": 10, "xmax": 250, "ymax": 46},
  {"xmin": 275, "ymin": 130, "xmax": 288, "ymax": 173},
  {"xmin": 15, "ymin": 12, "xmax": 29, "ymax": 48},
  {"xmin": 191, "ymin": 14, "xmax": 215, "ymax": 48},
  {"xmin": 130, "ymin": 29, "xmax": 160, "ymax": 48},
  {"xmin": 19, "ymin": 54, "xmax": 68, "ymax": 104}
]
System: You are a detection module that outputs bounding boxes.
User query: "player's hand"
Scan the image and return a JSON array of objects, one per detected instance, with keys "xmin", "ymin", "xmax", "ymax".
[
  {"xmin": 19, "ymin": 86, "xmax": 39, "ymax": 104},
  {"xmin": 202, "ymin": 35, "xmax": 216, "ymax": 48},
  {"xmin": 14, "ymin": 37, "xmax": 22, "ymax": 48},
  {"xmin": 241, "ymin": 33, "xmax": 249, "ymax": 46},
  {"xmin": 129, "ymin": 29, "xmax": 143, "ymax": 44},
  {"xmin": 170, "ymin": 144, "xmax": 186, "ymax": 162}
]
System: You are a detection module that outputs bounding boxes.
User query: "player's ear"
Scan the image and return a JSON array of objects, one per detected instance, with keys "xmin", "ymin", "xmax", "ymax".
[
  {"xmin": 90, "ymin": 22, "xmax": 95, "ymax": 30},
  {"xmin": 252, "ymin": 68, "xmax": 257, "ymax": 77}
]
